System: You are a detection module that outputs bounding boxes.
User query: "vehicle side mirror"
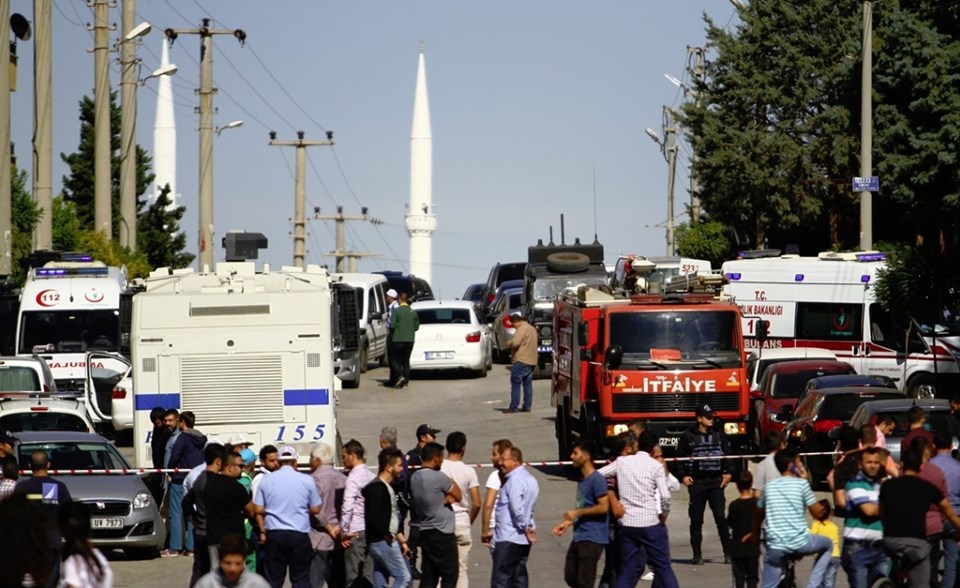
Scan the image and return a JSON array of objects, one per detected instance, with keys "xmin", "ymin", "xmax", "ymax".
[
  {"xmin": 578, "ymin": 321, "xmax": 589, "ymax": 346},
  {"xmin": 750, "ymin": 389, "xmax": 762, "ymax": 400},
  {"xmin": 369, "ymin": 311, "xmax": 382, "ymax": 321},
  {"xmin": 779, "ymin": 404, "xmax": 793, "ymax": 417},
  {"xmin": 756, "ymin": 319, "xmax": 770, "ymax": 342},
  {"xmin": 605, "ymin": 345, "xmax": 623, "ymax": 370}
]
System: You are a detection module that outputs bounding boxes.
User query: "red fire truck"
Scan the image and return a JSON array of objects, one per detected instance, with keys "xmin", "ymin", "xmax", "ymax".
[{"xmin": 552, "ymin": 277, "xmax": 751, "ymax": 458}]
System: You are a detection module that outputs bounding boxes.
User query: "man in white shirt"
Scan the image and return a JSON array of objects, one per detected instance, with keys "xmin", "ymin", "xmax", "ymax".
[
  {"xmin": 598, "ymin": 431, "xmax": 679, "ymax": 588},
  {"xmin": 440, "ymin": 432, "xmax": 481, "ymax": 588},
  {"xmin": 481, "ymin": 439, "xmax": 513, "ymax": 555},
  {"xmin": 752, "ymin": 431, "xmax": 786, "ymax": 497}
]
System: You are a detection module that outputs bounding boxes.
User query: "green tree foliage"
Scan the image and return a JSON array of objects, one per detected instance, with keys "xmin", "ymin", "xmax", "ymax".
[
  {"xmin": 60, "ymin": 92, "xmax": 154, "ymax": 241},
  {"xmin": 76, "ymin": 230, "xmax": 151, "ymax": 279},
  {"xmin": 874, "ymin": 243, "xmax": 960, "ymax": 324},
  {"xmin": 675, "ymin": 221, "xmax": 732, "ymax": 268},
  {"xmin": 11, "ymin": 167, "xmax": 41, "ymax": 284},
  {"xmin": 138, "ymin": 184, "xmax": 194, "ymax": 269},
  {"xmin": 679, "ymin": 1, "xmax": 861, "ymax": 252},
  {"xmin": 52, "ymin": 196, "xmax": 82, "ymax": 252}
]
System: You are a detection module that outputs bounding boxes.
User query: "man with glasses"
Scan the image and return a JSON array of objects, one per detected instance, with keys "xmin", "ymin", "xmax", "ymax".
[
  {"xmin": 491, "ymin": 446, "xmax": 539, "ymax": 588},
  {"xmin": 676, "ymin": 403, "xmax": 733, "ymax": 565}
]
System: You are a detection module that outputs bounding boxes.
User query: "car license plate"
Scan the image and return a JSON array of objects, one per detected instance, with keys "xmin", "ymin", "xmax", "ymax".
[
  {"xmin": 658, "ymin": 436, "xmax": 679, "ymax": 447},
  {"xmin": 425, "ymin": 351, "xmax": 454, "ymax": 360},
  {"xmin": 91, "ymin": 518, "xmax": 124, "ymax": 529}
]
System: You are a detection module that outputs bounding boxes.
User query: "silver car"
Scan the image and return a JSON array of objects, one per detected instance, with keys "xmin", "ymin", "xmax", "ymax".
[
  {"xmin": 490, "ymin": 287, "xmax": 523, "ymax": 362},
  {"xmin": 15, "ymin": 431, "xmax": 166, "ymax": 558}
]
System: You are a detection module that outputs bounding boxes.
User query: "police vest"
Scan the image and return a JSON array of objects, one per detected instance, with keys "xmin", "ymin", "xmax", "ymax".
[{"xmin": 689, "ymin": 432, "xmax": 724, "ymax": 476}]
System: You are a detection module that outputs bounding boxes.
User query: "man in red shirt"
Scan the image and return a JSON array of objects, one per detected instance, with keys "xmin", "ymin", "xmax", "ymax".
[{"xmin": 900, "ymin": 406, "xmax": 934, "ymax": 460}]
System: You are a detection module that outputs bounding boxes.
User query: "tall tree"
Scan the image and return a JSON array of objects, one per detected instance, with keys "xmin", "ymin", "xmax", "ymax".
[
  {"xmin": 138, "ymin": 184, "xmax": 194, "ymax": 269},
  {"xmin": 11, "ymin": 167, "xmax": 42, "ymax": 284},
  {"xmin": 60, "ymin": 92, "xmax": 154, "ymax": 242},
  {"xmin": 680, "ymin": 1, "xmax": 861, "ymax": 252}
]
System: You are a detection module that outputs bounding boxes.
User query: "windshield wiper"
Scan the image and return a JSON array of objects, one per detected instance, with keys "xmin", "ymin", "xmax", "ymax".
[{"xmin": 694, "ymin": 358, "xmax": 724, "ymax": 369}]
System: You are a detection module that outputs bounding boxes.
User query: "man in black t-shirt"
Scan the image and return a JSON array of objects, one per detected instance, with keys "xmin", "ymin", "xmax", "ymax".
[
  {"xmin": 15, "ymin": 451, "xmax": 72, "ymax": 588},
  {"xmin": 205, "ymin": 451, "xmax": 257, "ymax": 570},
  {"xmin": 879, "ymin": 447, "xmax": 960, "ymax": 587}
]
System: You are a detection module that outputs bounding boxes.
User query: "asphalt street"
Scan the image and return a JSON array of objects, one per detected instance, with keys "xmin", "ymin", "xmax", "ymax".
[{"xmin": 110, "ymin": 363, "xmax": 826, "ymax": 587}]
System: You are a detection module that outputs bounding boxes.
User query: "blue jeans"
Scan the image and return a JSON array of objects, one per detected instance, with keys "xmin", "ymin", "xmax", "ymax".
[
  {"xmin": 761, "ymin": 534, "xmax": 832, "ymax": 588},
  {"xmin": 943, "ymin": 521, "xmax": 959, "ymax": 588},
  {"xmin": 510, "ymin": 363, "xmax": 534, "ymax": 411},
  {"xmin": 167, "ymin": 482, "xmax": 194, "ymax": 552},
  {"xmin": 841, "ymin": 540, "xmax": 887, "ymax": 588},
  {"xmin": 616, "ymin": 524, "xmax": 679, "ymax": 588},
  {"xmin": 369, "ymin": 540, "xmax": 411, "ymax": 588},
  {"xmin": 491, "ymin": 541, "xmax": 531, "ymax": 588}
]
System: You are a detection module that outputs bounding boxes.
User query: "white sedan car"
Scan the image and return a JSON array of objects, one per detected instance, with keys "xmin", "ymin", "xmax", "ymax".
[{"xmin": 410, "ymin": 300, "xmax": 493, "ymax": 377}]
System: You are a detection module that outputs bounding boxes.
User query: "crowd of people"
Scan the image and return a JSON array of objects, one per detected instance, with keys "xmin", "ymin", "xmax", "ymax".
[{"xmin": 6, "ymin": 397, "xmax": 960, "ymax": 588}]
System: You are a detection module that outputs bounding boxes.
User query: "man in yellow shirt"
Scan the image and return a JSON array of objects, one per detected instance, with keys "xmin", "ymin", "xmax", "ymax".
[{"xmin": 506, "ymin": 313, "xmax": 537, "ymax": 413}]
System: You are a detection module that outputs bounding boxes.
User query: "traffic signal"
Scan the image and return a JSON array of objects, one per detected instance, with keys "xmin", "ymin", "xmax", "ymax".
[{"xmin": 756, "ymin": 319, "xmax": 770, "ymax": 341}]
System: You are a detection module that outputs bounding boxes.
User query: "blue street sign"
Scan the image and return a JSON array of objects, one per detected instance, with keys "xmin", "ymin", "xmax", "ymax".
[{"xmin": 852, "ymin": 176, "xmax": 879, "ymax": 192}]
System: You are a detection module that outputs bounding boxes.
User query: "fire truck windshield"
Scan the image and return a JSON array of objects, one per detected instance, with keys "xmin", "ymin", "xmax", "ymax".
[
  {"xmin": 532, "ymin": 275, "xmax": 609, "ymax": 301},
  {"xmin": 19, "ymin": 310, "xmax": 119, "ymax": 354},
  {"xmin": 608, "ymin": 310, "xmax": 740, "ymax": 367}
]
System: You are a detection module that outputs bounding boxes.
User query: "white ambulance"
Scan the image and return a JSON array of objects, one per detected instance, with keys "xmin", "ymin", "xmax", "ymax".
[
  {"xmin": 16, "ymin": 254, "xmax": 135, "ymax": 430},
  {"xmin": 721, "ymin": 251, "xmax": 960, "ymax": 398}
]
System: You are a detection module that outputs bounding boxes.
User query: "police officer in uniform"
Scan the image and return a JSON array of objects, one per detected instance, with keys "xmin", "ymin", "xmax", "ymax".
[{"xmin": 676, "ymin": 403, "xmax": 732, "ymax": 565}]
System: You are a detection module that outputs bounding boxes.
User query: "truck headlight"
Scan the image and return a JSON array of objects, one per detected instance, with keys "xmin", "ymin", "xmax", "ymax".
[{"xmin": 134, "ymin": 491, "xmax": 152, "ymax": 510}]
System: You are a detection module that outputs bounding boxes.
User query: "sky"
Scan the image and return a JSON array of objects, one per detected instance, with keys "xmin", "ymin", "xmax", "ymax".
[{"xmin": 9, "ymin": 0, "xmax": 739, "ymax": 297}]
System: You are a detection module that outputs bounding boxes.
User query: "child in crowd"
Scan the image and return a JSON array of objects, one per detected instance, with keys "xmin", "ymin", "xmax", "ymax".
[
  {"xmin": 874, "ymin": 414, "xmax": 895, "ymax": 452},
  {"xmin": 195, "ymin": 534, "xmax": 269, "ymax": 588},
  {"xmin": 60, "ymin": 501, "xmax": 114, "ymax": 588},
  {"xmin": 808, "ymin": 499, "xmax": 840, "ymax": 588},
  {"xmin": 727, "ymin": 470, "xmax": 760, "ymax": 588}
]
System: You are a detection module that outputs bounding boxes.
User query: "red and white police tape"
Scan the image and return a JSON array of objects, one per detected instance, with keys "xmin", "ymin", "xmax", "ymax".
[{"xmin": 26, "ymin": 450, "xmax": 842, "ymax": 476}]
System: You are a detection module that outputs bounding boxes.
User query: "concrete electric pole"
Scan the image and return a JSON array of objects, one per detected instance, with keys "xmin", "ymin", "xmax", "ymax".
[
  {"xmin": 314, "ymin": 207, "xmax": 381, "ymax": 272},
  {"xmin": 164, "ymin": 19, "xmax": 246, "ymax": 270},
  {"xmin": 92, "ymin": 0, "xmax": 112, "ymax": 237},
  {"xmin": 0, "ymin": 0, "xmax": 11, "ymax": 275},
  {"xmin": 645, "ymin": 107, "xmax": 679, "ymax": 256},
  {"xmin": 687, "ymin": 46, "xmax": 705, "ymax": 225},
  {"xmin": 118, "ymin": 0, "xmax": 151, "ymax": 251},
  {"xmin": 32, "ymin": 0, "xmax": 53, "ymax": 251},
  {"xmin": 268, "ymin": 131, "xmax": 333, "ymax": 269}
]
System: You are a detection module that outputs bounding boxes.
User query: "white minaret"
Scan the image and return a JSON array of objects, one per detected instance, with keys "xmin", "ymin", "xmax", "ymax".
[
  {"xmin": 405, "ymin": 41, "xmax": 436, "ymax": 284},
  {"xmin": 153, "ymin": 40, "xmax": 177, "ymax": 209}
]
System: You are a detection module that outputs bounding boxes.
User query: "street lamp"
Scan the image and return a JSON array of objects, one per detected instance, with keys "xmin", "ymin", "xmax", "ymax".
[
  {"xmin": 216, "ymin": 120, "xmax": 244, "ymax": 136},
  {"xmin": 644, "ymin": 107, "xmax": 679, "ymax": 256},
  {"xmin": 118, "ymin": 10, "xmax": 155, "ymax": 250},
  {"xmin": 140, "ymin": 63, "xmax": 178, "ymax": 84}
]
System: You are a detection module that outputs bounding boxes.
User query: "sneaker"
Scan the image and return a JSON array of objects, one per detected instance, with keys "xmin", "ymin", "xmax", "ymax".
[
  {"xmin": 641, "ymin": 571, "xmax": 655, "ymax": 581},
  {"xmin": 183, "ymin": 551, "xmax": 194, "ymax": 557},
  {"xmin": 160, "ymin": 550, "xmax": 180, "ymax": 558},
  {"xmin": 394, "ymin": 377, "xmax": 407, "ymax": 389}
]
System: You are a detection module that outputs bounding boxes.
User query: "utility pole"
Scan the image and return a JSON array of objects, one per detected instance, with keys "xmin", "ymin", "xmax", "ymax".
[
  {"xmin": 663, "ymin": 107, "xmax": 678, "ymax": 256},
  {"xmin": 91, "ymin": 0, "xmax": 112, "ymax": 237},
  {"xmin": 33, "ymin": 0, "xmax": 53, "ymax": 251},
  {"xmin": 859, "ymin": 0, "xmax": 873, "ymax": 251},
  {"xmin": 314, "ymin": 207, "xmax": 381, "ymax": 272},
  {"xmin": 0, "ymin": 0, "xmax": 11, "ymax": 275},
  {"xmin": 118, "ymin": 0, "xmax": 138, "ymax": 251},
  {"xmin": 687, "ymin": 46, "xmax": 705, "ymax": 225},
  {"xmin": 268, "ymin": 130, "xmax": 333, "ymax": 269},
  {"xmin": 165, "ymin": 19, "xmax": 246, "ymax": 270}
]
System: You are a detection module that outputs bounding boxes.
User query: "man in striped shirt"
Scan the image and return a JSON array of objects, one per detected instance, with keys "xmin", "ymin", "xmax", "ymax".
[
  {"xmin": 598, "ymin": 431, "xmax": 679, "ymax": 588},
  {"xmin": 841, "ymin": 447, "xmax": 885, "ymax": 588},
  {"xmin": 747, "ymin": 448, "xmax": 831, "ymax": 588}
]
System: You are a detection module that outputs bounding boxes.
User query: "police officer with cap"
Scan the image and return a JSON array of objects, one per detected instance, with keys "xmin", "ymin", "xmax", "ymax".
[{"xmin": 676, "ymin": 402, "xmax": 732, "ymax": 565}]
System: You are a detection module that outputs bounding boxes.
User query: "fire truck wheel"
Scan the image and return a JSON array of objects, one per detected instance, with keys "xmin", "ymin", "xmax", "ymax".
[
  {"xmin": 546, "ymin": 252, "xmax": 591, "ymax": 273},
  {"xmin": 907, "ymin": 374, "xmax": 937, "ymax": 399}
]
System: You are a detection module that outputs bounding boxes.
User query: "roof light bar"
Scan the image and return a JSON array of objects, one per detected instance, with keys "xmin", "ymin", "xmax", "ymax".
[
  {"xmin": 35, "ymin": 267, "xmax": 110, "ymax": 277},
  {"xmin": 725, "ymin": 272, "xmax": 741, "ymax": 281}
]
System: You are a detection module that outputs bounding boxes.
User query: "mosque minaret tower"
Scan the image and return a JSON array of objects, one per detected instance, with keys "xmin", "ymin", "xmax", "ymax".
[
  {"xmin": 153, "ymin": 39, "xmax": 177, "ymax": 209},
  {"xmin": 405, "ymin": 41, "xmax": 436, "ymax": 284}
]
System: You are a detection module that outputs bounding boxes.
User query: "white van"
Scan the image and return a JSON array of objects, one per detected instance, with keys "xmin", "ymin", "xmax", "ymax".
[
  {"xmin": 746, "ymin": 347, "xmax": 838, "ymax": 392},
  {"xmin": 332, "ymin": 273, "xmax": 391, "ymax": 375}
]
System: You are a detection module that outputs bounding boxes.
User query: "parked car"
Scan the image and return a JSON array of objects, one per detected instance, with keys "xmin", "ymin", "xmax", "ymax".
[
  {"xmin": 848, "ymin": 398, "xmax": 959, "ymax": 462},
  {"xmin": 0, "ymin": 355, "xmax": 58, "ymax": 396},
  {"xmin": 333, "ymin": 273, "xmax": 392, "ymax": 374},
  {"xmin": 409, "ymin": 301, "xmax": 492, "ymax": 377},
  {"xmin": 489, "ymin": 287, "xmax": 524, "ymax": 363},
  {"xmin": 461, "ymin": 283, "xmax": 486, "ymax": 305},
  {"xmin": 752, "ymin": 359, "xmax": 856, "ymax": 450},
  {"xmin": 373, "ymin": 270, "xmax": 435, "ymax": 302},
  {"xmin": 0, "ymin": 395, "xmax": 95, "ymax": 433},
  {"xmin": 480, "ymin": 261, "xmax": 526, "ymax": 313},
  {"xmin": 14, "ymin": 431, "xmax": 166, "ymax": 558},
  {"xmin": 804, "ymin": 374, "xmax": 898, "ymax": 394},
  {"xmin": 783, "ymin": 387, "xmax": 904, "ymax": 489},
  {"xmin": 746, "ymin": 347, "xmax": 837, "ymax": 392}
]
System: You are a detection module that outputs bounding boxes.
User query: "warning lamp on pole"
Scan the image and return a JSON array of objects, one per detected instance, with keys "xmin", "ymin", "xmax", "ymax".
[{"xmin": 756, "ymin": 320, "xmax": 770, "ymax": 342}]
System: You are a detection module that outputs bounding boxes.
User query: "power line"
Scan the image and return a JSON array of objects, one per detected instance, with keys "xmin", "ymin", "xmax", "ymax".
[
  {"xmin": 215, "ymin": 45, "xmax": 299, "ymax": 132},
  {"xmin": 54, "ymin": 1, "xmax": 85, "ymax": 27}
]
